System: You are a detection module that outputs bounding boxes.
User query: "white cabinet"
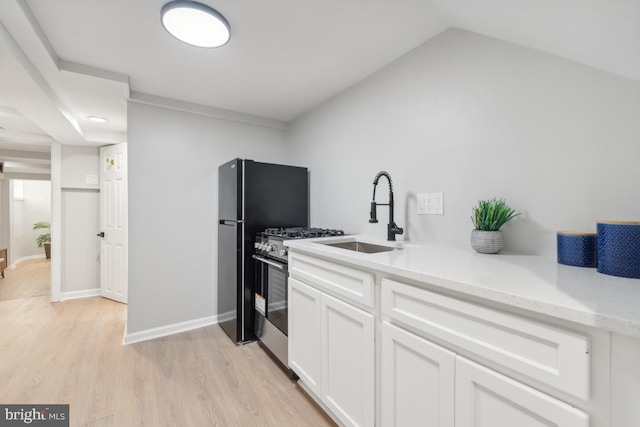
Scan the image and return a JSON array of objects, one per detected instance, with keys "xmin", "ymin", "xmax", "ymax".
[
  {"xmin": 289, "ymin": 277, "xmax": 322, "ymax": 395},
  {"xmin": 289, "ymin": 276, "xmax": 375, "ymax": 427},
  {"xmin": 381, "ymin": 321, "xmax": 455, "ymax": 427},
  {"xmin": 455, "ymin": 357, "xmax": 589, "ymax": 427},
  {"xmin": 611, "ymin": 333, "xmax": 640, "ymax": 426},
  {"xmin": 287, "ymin": 249, "xmax": 608, "ymax": 427},
  {"xmin": 382, "ymin": 278, "xmax": 590, "ymax": 400},
  {"xmin": 380, "ymin": 321, "xmax": 590, "ymax": 427},
  {"xmin": 321, "ymin": 292, "xmax": 375, "ymax": 427},
  {"xmin": 381, "ymin": 278, "xmax": 592, "ymax": 427},
  {"xmin": 289, "ymin": 251, "xmax": 375, "ymax": 309}
]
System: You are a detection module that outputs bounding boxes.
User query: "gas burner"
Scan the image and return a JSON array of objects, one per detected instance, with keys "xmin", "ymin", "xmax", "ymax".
[
  {"xmin": 282, "ymin": 227, "xmax": 308, "ymax": 238},
  {"xmin": 264, "ymin": 228, "xmax": 283, "ymax": 236},
  {"xmin": 256, "ymin": 227, "xmax": 346, "ymax": 263},
  {"xmin": 281, "ymin": 227, "xmax": 346, "ymax": 238},
  {"xmin": 260, "ymin": 227, "xmax": 345, "ymax": 239}
]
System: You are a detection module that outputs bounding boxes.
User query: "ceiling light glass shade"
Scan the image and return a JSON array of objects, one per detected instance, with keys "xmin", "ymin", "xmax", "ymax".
[
  {"xmin": 87, "ymin": 116, "xmax": 108, "ymax": 123},
  {"xmin": 161, "ymin": 1, "xmax": 230, "ymax": 48}
]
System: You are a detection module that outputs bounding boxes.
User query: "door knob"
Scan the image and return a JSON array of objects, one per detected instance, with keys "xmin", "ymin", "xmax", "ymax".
[{"xmin": 97, "ymin": 232, "xmax": 105, "ymax": 238}]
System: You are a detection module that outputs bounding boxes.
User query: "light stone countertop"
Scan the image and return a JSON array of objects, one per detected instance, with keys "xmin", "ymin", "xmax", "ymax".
[{"xmin": 285, "ymin": 235, "xmax": 640, "ymax": 339}]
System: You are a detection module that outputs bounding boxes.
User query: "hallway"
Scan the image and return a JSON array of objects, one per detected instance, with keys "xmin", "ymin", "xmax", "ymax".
[{"xmin": 0, "ymin": 258, "xmax": 50, "ymax": 301}]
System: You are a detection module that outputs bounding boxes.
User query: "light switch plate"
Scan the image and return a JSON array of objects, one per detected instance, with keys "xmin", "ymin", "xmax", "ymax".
[
  {"xmin": 417, "ymin": 193, "xmax": 428, "ymax": 214},
  {"xmin": 417, "ymin": 192, "xmax": 444, "ymax": 215}
]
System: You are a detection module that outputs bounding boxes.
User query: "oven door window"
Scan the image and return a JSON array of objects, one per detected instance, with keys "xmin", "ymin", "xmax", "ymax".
[{"xmin": 255, "ymin": 257, "xmax": 288, "ymax": 335}]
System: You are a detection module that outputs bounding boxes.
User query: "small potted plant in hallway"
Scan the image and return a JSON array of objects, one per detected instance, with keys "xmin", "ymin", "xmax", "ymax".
[
  {"xmin": 471, "ymin": 198, "xmax": 520, "ymax": 254},
  {"xmin": 33, "ymin": 221, "xmax": 51, "ymax": 259}
]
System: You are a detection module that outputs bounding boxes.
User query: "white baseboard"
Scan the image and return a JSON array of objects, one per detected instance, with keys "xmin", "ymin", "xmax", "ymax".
[
  {"xmin": 10, "ymin": 254, "xmax": 45, "ymax": 268},
  {"xmin": 60, "ymin": 288, "xmax": 101, "ymax": 301},
  {"xmin": 217, "ymin": 310, "xmax": 235, "ymax": 323},
  {"xmin": 122, "ymin": 315, "xmax": 219, "ymax": 345}
]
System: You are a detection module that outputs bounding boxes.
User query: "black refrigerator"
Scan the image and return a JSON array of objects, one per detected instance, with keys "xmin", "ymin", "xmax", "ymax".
[{"xmin": 218, "ymin": 158, "xmax": 308, "ymax": 343}]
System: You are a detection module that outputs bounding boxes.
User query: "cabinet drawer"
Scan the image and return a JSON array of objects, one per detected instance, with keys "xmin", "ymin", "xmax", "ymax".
[
  {"xmin": 381, "ymin": 278, "xmax": 590, "ymax": 400},
  {"xmin": 289, "ymin": 252, "xmax": 375, "ymax": 309}
]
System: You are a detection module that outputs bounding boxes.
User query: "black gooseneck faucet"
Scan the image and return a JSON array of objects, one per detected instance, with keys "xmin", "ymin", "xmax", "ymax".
[{"xmin": 369, "ymin": 171, "xmax": 404, "ymax": 241}]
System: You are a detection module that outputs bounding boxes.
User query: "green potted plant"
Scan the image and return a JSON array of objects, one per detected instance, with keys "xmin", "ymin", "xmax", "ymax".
[
  {"xmin": 33, "ymin": 221, "xmax": 51, "ymax": 259},
  {"xmin": 471, "ymin": 198, "xmax": 520, "ymax": 254}
]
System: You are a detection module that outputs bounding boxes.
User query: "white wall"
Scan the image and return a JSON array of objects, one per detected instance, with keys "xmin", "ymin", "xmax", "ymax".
[
  {"xmin": 0, "ymin": 180, "xmax": 9, "ymax": 250},
  {"xmin": 61, "ymin": 145, "xmax": 100, "ymax": 189},
  {"xmin": 127, "ymin": 102, "xmax": 289, "ymax": 334},
  {"xmin": 9, "ymin": 179, "xmax": 51, "ymax": 263},
  {"xmin": 59, "ymin": 145, "xmax": 101, "ymax": 295},
  {"xmin": 288, "ymin": 29, "xmax": 640, "ymax": 255}
]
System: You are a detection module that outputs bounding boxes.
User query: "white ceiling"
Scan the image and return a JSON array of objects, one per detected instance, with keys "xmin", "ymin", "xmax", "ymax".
[{"xmin": 0, "ymin": 0, "xmax": 638, "ymax": 166}]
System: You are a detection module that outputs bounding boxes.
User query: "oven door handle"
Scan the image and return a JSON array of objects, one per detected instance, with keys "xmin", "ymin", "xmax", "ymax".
[{"xmin": 252, "ymin": 255, "xmax": 286, "ymax": 270}]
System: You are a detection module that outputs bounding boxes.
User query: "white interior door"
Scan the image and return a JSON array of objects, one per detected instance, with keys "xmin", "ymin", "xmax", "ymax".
[{"xmin": 99, "ymin": 143, "xmax": 128, "ymax": 303}]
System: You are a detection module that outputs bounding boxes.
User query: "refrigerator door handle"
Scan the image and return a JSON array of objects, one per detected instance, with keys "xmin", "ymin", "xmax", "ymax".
[{"xmin": 219, "ymin": 219, "xmax": 245, "ymax": 225}]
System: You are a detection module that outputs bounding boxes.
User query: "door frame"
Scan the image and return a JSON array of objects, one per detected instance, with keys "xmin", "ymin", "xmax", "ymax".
[
  {"xmin": 49, "ymin": 142, "xmax": 128, "ymax": 302},
  {"xmin": 50, "ymin": 141, "xmax": 62, "ymax": 301}
]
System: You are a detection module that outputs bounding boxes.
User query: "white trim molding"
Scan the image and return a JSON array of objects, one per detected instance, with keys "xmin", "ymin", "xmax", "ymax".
[
  {"xmin": 217, "ymin": 310, "xmax": 235, "ymax": 323},
  {"xmin": 129, "ymin": 91, "xmax": 288, "ymax": 130},
  {"xmin": 9, "ymin": 253, "xmax": 45, "ymax": 268},
  {"xmin": 60, "ymin": 288, "xmax": 100, "ymax": 301},
  {"xmin": 122, "ymin": 315, "xmax": 219, "ymax": 345}
]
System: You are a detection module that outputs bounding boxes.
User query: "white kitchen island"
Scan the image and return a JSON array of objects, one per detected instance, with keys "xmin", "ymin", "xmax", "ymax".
[{"xmin": 285, "ymin": 235, "xmax": 640, "ymax": 427}]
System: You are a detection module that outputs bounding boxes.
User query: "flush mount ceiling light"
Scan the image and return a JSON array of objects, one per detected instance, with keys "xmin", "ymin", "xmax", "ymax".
[
  {"xmin": 87, "ymin": 116, "xmax": 108, "ymax": 123},
  {"xmin": 161, "ymin": 1, "xmax": 230, "ymax": 48}
]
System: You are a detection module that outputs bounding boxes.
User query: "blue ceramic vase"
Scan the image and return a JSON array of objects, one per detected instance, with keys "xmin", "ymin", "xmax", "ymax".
[
  {"xmin": 557, "ymin": 232, "xmax": 597, "ymax": 268},
  {"xmin": 597, "ymin": 221, "xmax": 640, "ymax": 279}
]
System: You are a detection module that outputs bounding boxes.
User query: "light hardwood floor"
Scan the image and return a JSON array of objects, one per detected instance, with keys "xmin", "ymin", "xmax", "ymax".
[
  {"xmin": 0, "ymin": 258, "xmax": 50, "ymax": 301},
  {"xmin": 0, "ymin": 267, "xmax": 334, "ymax": 426}
]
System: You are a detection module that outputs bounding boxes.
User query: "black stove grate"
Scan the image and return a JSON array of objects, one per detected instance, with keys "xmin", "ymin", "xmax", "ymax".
[{"xmin": 262, "ymin": 227, "xmax": 345, "ymax": 239}]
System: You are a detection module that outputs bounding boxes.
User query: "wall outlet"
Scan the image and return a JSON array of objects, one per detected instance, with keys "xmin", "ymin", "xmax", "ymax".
[{"xmin": 417, "ymin": 192, "xmax": 444, "ymax": 215}]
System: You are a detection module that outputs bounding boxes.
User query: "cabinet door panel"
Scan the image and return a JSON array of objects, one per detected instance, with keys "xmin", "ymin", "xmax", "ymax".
[
  {"xmin": 321, "ymin": 293, "xmax": 375, "ymax": 427},
  {"xmin": 455, "ymin": 357, "xmax": 589, "ymax": 427},
  {"xmin": 382, "ymin": 278, "xmax": 590, "ymax": 400},
  {"xmin": 382, "ymin": 322, "xmax": 455, "ymax": 427},
  {"xmin": 289, "ymin": 278, "xmax": 322, "ymax": 395}
]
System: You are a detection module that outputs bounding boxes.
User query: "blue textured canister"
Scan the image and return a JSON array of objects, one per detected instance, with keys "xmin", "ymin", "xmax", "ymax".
[
  {"xmin": 557, "ymin": 231, "xmax": 597, "ymax": 268},
  {"xmin": 597, "ymin": 221, "xmax": 640, "ymax": 279}
]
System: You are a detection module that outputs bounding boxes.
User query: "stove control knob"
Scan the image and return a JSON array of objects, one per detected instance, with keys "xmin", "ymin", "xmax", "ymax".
[
  {"xmin": 269, "ymin": 245, "xmax": 278, "ymax": 252},
  {"xmin": 279, "ymin": 249, "xmax": 287, "ymax": 257},
  {"xmin": 254, "ymin": 242, "xmax": 260, "ymax": 249}
]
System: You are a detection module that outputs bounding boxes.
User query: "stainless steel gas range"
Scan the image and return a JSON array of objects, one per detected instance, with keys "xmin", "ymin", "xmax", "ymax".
[{"xmin": 253, "ymin": 227, "xmax": 344, "ymax": 377}]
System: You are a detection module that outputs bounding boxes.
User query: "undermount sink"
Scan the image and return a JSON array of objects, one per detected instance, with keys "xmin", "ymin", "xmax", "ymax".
[{"xmin": 318, "ymin": 240, "xmax": 398, "ymax": 254}]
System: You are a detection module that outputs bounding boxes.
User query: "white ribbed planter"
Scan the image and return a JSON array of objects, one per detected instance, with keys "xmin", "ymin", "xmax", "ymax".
[{"xmin": 471, "ymin": 230, "xmax": 504, "ymax": 254}]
